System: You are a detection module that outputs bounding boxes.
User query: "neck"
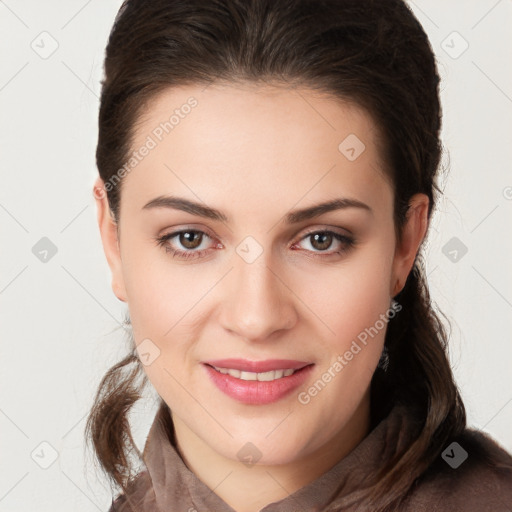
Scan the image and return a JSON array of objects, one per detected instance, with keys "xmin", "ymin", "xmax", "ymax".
[{"xmin": 171, "ymin": 393, "xmax": 371, "ymax": 512}]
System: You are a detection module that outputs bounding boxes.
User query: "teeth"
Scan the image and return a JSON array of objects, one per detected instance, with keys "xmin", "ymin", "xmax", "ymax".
[
  {"xmin": 212, "ymin": 366, "xmax": 297, "ymax": 381},
  {"xmin": 240, "ymin": 370, "xmax": 257, "ymax": 380},
  {"xmin": 257, "ymin": 370, "xmax": 279, "ymax": 381}
]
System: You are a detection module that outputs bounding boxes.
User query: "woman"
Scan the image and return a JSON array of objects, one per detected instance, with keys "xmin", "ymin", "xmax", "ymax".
[{"xmin": 86, "ymin": 0, "xmax": 512, "ymax": 510}]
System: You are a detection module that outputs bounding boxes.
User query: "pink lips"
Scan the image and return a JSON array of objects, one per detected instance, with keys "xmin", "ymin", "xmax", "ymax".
[{"xmin": 203, "ymin": 358, "xmax": 314, "ymax": 405}]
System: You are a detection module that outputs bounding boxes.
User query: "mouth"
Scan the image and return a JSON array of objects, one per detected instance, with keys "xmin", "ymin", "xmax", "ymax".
[
  {"xmin": 202, "ymin": 359, "xmax": 314, "ymax": 405},
  {"xmin": 206, "ymin": 364, "xmax": 300, "ymax": 381}
]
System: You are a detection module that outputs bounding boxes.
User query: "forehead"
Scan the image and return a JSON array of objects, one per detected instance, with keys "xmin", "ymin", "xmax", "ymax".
[{"xmin": 122, "ymin": 83, "xmax": 392, "ymax": 218}]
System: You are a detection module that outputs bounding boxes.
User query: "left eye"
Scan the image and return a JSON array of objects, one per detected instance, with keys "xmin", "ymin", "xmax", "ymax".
[
  {"xmin": 155, "ymin": 229, "xmax": 355, "ymax": 260},
  {"xmin": 156, "ymin": 230, "xmax": 213, "ymax": 260}
]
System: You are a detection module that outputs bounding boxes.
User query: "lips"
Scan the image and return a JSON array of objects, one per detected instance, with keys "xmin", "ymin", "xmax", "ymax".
[{"xmin": 202, "ymin": 358, "xmax": 314, "ymax": 405}]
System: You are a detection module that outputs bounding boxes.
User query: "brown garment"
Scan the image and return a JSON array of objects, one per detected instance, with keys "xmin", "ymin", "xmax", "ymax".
[{"xmin": 110, "ymin": 402, "xmax": 512, "ymax": 511}]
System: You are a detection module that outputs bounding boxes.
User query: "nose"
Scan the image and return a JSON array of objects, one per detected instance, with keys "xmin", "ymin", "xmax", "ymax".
[{"xmin": 219, "ymin": 253, "xmax": 298, "ymax": 344}]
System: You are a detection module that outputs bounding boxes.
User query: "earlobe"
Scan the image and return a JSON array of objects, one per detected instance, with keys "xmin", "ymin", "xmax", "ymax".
[
  {"xmin": 93, "ymin": 177, "xmax": 128, "ymax": 303},
  {"xmin": 391, "ymin": 193, "xmax": 429, "ymax": 297}
]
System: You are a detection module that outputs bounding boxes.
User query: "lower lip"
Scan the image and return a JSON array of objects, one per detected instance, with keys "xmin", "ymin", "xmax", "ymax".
[{"xmin": 203, "ymin": 363, "xmax": 314, "ymax": 405}]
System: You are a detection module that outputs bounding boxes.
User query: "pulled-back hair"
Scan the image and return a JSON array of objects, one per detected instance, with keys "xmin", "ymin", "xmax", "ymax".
[{"xmin": 86, "ymin": 1, "xmax": 468, "ymax": 510}]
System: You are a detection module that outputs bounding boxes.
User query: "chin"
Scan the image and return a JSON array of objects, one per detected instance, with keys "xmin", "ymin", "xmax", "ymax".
[{"xmin": 213, "ymin": 426, "xmax": 315, "ymax": 467}]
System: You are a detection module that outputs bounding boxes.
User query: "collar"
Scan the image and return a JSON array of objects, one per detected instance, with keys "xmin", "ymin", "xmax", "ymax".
[{"xmin": 140, "ymin": 401, "xmax": 416, "ymax": 512}]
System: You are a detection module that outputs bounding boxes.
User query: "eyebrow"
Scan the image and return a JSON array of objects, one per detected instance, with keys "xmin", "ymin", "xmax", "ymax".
[{"xmin": 142, "ymin": 195, "xmax": 372, "ymax": 224}]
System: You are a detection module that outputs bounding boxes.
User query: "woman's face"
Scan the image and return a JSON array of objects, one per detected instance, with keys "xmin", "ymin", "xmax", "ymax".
[{"xmin": 95, "ymin": 83, "xmax": 427, "ymax": 466}]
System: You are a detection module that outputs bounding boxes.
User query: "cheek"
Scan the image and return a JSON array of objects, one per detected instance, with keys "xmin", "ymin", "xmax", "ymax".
[
  {"xmin": 303, "ymin": 243, "xmax": 395, "ymax": 347},
  {"xmin": 294, "ymin": 246, "xmax": 395, "ymax": 430},
  {"xmin": 121, "ymin": 240, "xmax": 206, "ymax": 337},
  {"xmin": 120, "ymin": 246, "xmax": 204, "ymax": 399}
]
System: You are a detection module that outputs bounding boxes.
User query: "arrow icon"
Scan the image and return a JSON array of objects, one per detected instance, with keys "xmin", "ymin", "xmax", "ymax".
[
  {"xmin": 31, "ymin": 441, "xmax": 58, "ymax": 469},
  {"xmin": 442, "ymin": 237, "xmax": 468, "ymax": 263},
  {"xmin": 237, "ymin": 442, "xmax": 262, "ymax": 466},
  {"xmin": 31, "ymin": 31, "xmax": 59, "ymax": 60},
  {"xmin": 236, "ymin": 236, "xmax": 263, "ymax": 263},
  {"xmin": 338, "ymin": 134, "xmax": 365, "ymax": 161},
  {"xmin": 32, "ymin": 238, "xmax": 58, "ymax": 262},
  {"xmin": 444, "ymin": 449, "xmax": 455, "ymax": 458},
  {"xmin": 137, "ymin": 339, "xmax": 160, "ymax": 366},
  {"xmin": 441, "ymin": 441, "xmax": 468, "ymax": 469},
  {"xmin": 440, "ymin": 31, "xmax": 469, "ymax": 60}
]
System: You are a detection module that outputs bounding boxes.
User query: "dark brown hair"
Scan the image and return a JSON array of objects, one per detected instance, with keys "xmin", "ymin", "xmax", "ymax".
[{"xmin": 87, "ymin": 1, "xmax": 469, "ymax": 510}]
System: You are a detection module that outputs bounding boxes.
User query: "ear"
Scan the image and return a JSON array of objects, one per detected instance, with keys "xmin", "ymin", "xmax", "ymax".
[
  {"xmin": 93, "ymin": 177, "xmax": 127, "ymax": 302},
  {"xmin": 390, "ymin": 193, "xmax": 429, "ymax": 297}
]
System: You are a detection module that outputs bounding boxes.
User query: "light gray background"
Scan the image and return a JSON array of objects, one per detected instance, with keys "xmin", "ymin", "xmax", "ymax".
[{"xmin": 0, "ymin": 1, "xmax": 511, "ymax": 510}]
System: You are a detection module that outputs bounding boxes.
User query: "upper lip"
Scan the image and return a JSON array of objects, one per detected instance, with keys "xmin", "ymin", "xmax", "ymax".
[{"xmin": 204, "ymin": 358, "xmax": 312, "ymax": 373}]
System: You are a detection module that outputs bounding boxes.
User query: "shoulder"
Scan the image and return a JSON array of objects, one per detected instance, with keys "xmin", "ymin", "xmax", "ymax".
[
  {"xmin": 107, "ymin": 471, "xmax": 156, "ymax": 512},
  {"xmin": 403, "ymin": 428, "xmax": 512, "ymax": 511}
]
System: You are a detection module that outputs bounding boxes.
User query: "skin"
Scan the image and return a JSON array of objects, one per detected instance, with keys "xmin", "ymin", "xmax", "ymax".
[{"xmin": 94, "ymin": 82, "xmax": 429, "ymax": 512}]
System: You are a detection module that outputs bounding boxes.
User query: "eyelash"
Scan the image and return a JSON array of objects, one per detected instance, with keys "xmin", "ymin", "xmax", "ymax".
[{"xmin": 155, "ymin": 227, "xmax": 356, "ymax": 261}]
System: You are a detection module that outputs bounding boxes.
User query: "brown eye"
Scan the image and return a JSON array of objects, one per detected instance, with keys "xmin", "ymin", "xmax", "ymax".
[
  {"xmin": 293, "ymin": 230, "xmax": 355, "ymax": 259},
  {"xmin": 309, "ymin": 232, "xmax": 334, "ymax": 251},
  {"xmin": 155, "ymin": 229, "xmax": 215, "ymax": 260},
  {"xmin": 156, "ymin": 228, "xmax": 354, "ymax": 262},
  {"xmin": 179, "ymin": 231, "xmax": 203, "ymax": 249}
]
